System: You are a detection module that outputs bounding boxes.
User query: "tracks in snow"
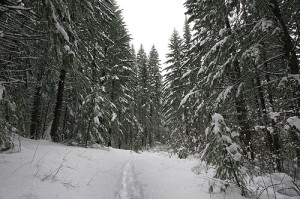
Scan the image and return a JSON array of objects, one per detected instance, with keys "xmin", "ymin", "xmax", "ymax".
[{"xmin": 118, "ymin": 156, "xmax": 144, "ymax": 199}]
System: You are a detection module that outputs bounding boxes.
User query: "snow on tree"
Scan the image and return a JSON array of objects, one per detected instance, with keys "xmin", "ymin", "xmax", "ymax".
[
  {"xmin": 148, "ymin": 45, "xmax": 163, "ymax": 145},
  {"xmin": 202, "ymin": 113, "xmax": 246, "ymax": 192}
]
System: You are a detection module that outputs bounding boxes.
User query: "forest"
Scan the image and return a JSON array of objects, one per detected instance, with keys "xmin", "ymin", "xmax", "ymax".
[{"xmin": 0, "ymin": 0, "xmax": 300, "ymax": 197}]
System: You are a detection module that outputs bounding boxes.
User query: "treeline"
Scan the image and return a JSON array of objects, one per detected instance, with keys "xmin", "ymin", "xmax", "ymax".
[
  {"xmin": 163, "ymin": 0, "xmax": 300, "ymax": 185},
  {"xmin": 0, "ymin": 0, "xmax": 162, "ymax": 150}
]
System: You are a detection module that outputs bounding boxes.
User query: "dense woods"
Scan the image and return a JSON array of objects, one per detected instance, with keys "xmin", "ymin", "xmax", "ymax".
[
  {"xmin": 164, "ymin": 0, "xmax": 300, "ymax": 186},
  {"xmin": 0, "ymin": 0, "xmax": 163, "ymax": 150},
  {"xmin": 1, "ymin": 0, "xmax": 299, "ymax": 194}
]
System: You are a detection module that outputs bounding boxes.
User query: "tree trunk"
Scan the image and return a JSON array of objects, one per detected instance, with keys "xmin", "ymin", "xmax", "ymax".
[
  {"xmin": 251, "ymin": 79, "xmax": 262, "ymax": 121},
  {"xmin": 269, "ymin": 0, "xmax": 300, "ymax": 168},
  {"xmin": 224, "ymin": 15, "xmax": 253, "ymax": 160},
  {"xmin": 85, "ymin": 119, "xmax": 91, "ymax": 148},
  {"xmin": 255, "ymin": 69, "xmax": 282, "ymax": 171},
  {"xmin": 5, "ymin": 100, "xmax": 9, "ymax": 123},
  {"xmin": 41, "ymin": 100, "xmax": 51, "ymax": 138},
  {"xmin": 50, "ymin": 69, "xmax": 66, "ymax": 142},
  {"xmin": 29, "ymin": 84, "xmax": 42, "ymax": 139},
  {"xmin": 269, "ymin": 0, "xmax": 300, "ymax": 111},
  {"xmin": 108, "ymin": 127, "xmax": 112, "ymax": 147},
  {"xmin": 235, "ymin": 94, "xmax": 254, "ymax": 160},
  {"xmin": 233, "ymin": 58, "xmax": 254, "ymax": 160},
  {"xmin": 269, "ymin": 0, "xmax": 299, "ymax": 73},
  {"xmin": 61, "ymin": 106, "xmax": 68, "ymax": 141},
  {"xmin": 261, "ymin": 46, "xmax": 283, "ymax": 171}
]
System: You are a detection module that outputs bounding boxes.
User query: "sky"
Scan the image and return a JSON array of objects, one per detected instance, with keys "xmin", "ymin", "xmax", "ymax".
[{"xmin": 116, "ymin": 0, "xmax": 186, "ymax": 66}]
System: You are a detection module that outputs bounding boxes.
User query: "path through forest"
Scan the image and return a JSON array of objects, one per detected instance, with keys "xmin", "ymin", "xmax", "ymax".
[
  {"xmin": 118, "ymin": 157, "xmax": 144, "ymax": 199},
  {"xmin": 0, "ymin": 138, "xmax": 244, "ymax": 199}
]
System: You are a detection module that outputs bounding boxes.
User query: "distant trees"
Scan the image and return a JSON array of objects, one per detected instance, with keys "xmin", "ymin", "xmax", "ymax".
[
  {"xmin": 136, "ymin": 45, "xmax": 150, "ymax": 147},
  {"xmin": 135, "ymin": 45, "xmax": 163, "ymax": 149},
  {"xmin": 148, "ymin": 46, "xmax": 163, "ymax": 144}
]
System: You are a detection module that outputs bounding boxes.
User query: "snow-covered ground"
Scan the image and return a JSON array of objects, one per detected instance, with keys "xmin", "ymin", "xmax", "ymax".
[{"xmin": 0, "ymin": 137, "xmax": 298, "ymax": 199}]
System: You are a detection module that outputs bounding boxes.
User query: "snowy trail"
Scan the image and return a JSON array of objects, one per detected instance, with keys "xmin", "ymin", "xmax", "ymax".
[
  {"xmin": 0, "ymin": 138, "xmax": 250, "ymax": 199},
  {"xmin": 118, "ymin": 156, "xmax": 144, "ymax": 199}
]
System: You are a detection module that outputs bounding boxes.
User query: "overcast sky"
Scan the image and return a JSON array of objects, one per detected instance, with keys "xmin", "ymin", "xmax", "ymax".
[{"xmin": 116, "ymin": 0, "xmax": 186, "ymax": 66}]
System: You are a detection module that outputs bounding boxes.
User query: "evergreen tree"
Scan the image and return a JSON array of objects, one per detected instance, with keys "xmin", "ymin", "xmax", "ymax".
[
  {"xmin": 0, "ymin": 0, "xmax": 142, "ymax": 150},
  {"xmin": 148, "ymin": 45, "xmax": 163, "ymax": 145},
  {"xmin": 180, "ymin": 17, "xmax": 202, "ymax": 153},
  {"xmin": 203, "ymin": 113, "xmax": 246, "ymax": 193},
  {"xmin": 136, "ymin": 45, "xmax": 150, "ymax": 148},
  {"xmin": 102, "ymin": 2, "xmax": 136, "ymax": 148},
  {"xmin": 128, "ymin": 45, "xmax": 139, "ymax": 149},
  {"xmin": 163, "ymin": 29, "xmax": 188, "ymax": 157},
  {"xmin": 181, "ymin": 0, "xmax": 300, "ymax": 175}
]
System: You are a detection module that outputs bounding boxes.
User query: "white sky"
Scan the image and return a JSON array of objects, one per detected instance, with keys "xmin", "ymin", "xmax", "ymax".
[{"xmin": 116, "ymin": 0, "xmax": 186, "ymax": 66}]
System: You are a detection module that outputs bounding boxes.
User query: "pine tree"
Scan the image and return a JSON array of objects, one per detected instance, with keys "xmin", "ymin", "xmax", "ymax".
[
  {"xmin": 102, "ymin": 2, "xmax": 136, "ymax": 148},
  {"xmin": 148, "ymin": 45, "xmax": 163, "ymax": 145},
  {"xmin": 203, "ymin": 113, "xmax": 246, "ymax": 193},
  {"xmin": 62, "ymin": 0, "xmax": 114, "ymax": 146},
  {"xmin": 46, "ymin": 0, "xmax": 75, "ymax": 143},
  {"xmin": 136, "ymin": 45, "xmax": 150, "ymax": 148},
  {"xmin": 180, "ymin": 17, "xmax": 202, "ymax": 153},
  {"xmin": 163, "ymin": 29, "xmax": 188, "ymax": 156},
  {"xmin": 128, "ymin": 45, "xmax": 139, "ymax": 149}
]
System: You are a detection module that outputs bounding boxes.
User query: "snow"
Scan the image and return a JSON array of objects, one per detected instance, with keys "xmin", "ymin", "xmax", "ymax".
[
  {"xmin": 0, "ymin": 138, "xmax": 248, "ymax": 199},
  {"xmin": 118, "ymin": 157, "xmax": 143, "ymax": 199},
  {"xmin": 289, "ymin": 74, "xmax": 300, "ymax": 85},
  {"xmin": 199, "ymin": 37, "xmax": 210, "ymax": 47},
  {"xmin": 236, "ymin": 83, "xmax": 244, "ymax": 97},
  {"xmin": 180, "ymin": 69, "xmax": 191, "ymax": 80},
  {"xmin": 279, "ymin": 74, "xmax": 300, "ymax": 87},
  {"xmin": 251, "ymin": 173, "xmax": 300, "ymax": 199},
  {"xmin": 0, "ymin": 31, "xmax": 4, "ymax": 37},
  {"xmin": 287, "ymin": 116, "xmax": 300, "ymax": 130},
  {"xmin": 269, "ymin": 112, "xmax": 280, "ymax": 122},
  {"xmin": 211, "ymin": 113, "xmax": 224, "ymax": 135},
  {"xmin": 111, "ymin": 112, "xmax": 117, "ymax": 122},
  {"xmin": 254, "ymin": 18, "xmax": 274, "ymax": 32},
  {"xmin": 0, "ymin": 138, "xmax": 297, "ymax": 199},
  {"xmin": 279, "ymin": 76, "xmax": 288, "ymax": 87},
  {"xmin": 2, "ymin": 5, "xmax": 27, "ymax": 10},
  {"xmin": 226, "ymin": 143, "xmax": 242, "ymax": 162},
  {"xmin": 50, "ymin": 2, "xmax": 70, "ymax": 43},
  {"xmin": 0, "ymin": 82, "xmax": 4, "ymax": 100},
  {"xmin": 0, "ymin": 138, "xmax": 128, "ymax": 199},
  {"xmin": 55, "ymin": 22, "xmax": 69, "ymax": 43},
  {"xmin": 254, "ymin": 125, "xmax": 265, "ymax": 131},
  {"xmin": 179, "ymin": 91, "xmax": 194, "ymax": 107},
  {"xmin": 267, "ymin": 127, "xmax": 274, "ymax": 134},
  {"xmin": 94, "ymin": 116, "xmax": 100, "ymax": 125},
  {"xmin": 64, "ymin": 45, "xmax": 70, "ymax": 52},
  {"xmin": 219, "ymin": 28, "xmax": 227, "ymax": 37},
  {"xmin": 216, "ymin": 86, "xmax": 232, "ymax": 104},
  {"xmin": 211, "ymin": 37, "xmax": 228, "ymax": 53},
  {"xmin": 242, "ymin": 44, "xmax": 261, "ymax": 64},
  {"xmin": 43, "ymin": 122, "xmax": 52, "ymax": 141},
  {"xmin": 112, "ymin": 75, "xmax": 120, "ymax": 80}
]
